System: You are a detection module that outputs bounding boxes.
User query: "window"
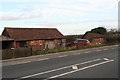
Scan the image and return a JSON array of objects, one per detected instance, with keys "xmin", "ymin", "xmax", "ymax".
[
  {"xmin": 74, "ymin": 40, "xmax": 78, "ymax": 43},
  {"xmin": 19, "ymin": 41, "xmax": 26, "ymax": 47},
  {"xmin": 86, "ymin": 40, "xmax": 90, "ymax": 42},
  {"xmin": 78, "ymin": 40, "xmax": 84, "ymax": 42}
]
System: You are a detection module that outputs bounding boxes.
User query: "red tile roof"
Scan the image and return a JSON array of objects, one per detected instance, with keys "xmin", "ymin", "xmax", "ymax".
[
  {"xmin": 83, "ymin": 32, "xmax": 105, "ymax": 39},
  {"xmin": 2, "ymin": 27, "xmax": 64, "ymax": 41}
]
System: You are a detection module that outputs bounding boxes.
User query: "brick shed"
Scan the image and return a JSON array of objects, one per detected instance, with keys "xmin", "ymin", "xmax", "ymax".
[
  {"xmin": 83, "ymin": 32, "xmax": 106, "ymax": 45},
  {"xmin": 2, "ymin": 27, "xmax": 66, "ymax": 51},
  {"xmin": 0, "ymin": 36, "xmax": 14, "ymax": 49}
]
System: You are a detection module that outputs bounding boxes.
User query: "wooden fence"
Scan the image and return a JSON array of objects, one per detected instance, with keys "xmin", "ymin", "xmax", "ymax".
[{"xmin": 1, "ymin": 47, "xmax": 32, "ymax": 59}]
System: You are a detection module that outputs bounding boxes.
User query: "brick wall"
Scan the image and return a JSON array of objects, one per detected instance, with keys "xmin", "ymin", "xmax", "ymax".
[
  {"xmin": 13, "ymin": 39, "xmax": 66, "ymax": 52},
  {"xmin": 92, "ymin": 38, "xmax": 106, "ymax": 45},
  {"xmin": 26, "ymin": 39, "xmax": 66, "ymax": 52},
  {"xmin": 27, "ymin": 40, "xmax": 45, "ymax": 51}
]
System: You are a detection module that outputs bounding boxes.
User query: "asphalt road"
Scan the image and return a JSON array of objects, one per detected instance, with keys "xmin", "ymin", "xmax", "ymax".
[{"xmin": 2, "ymin": 45, "xmax": 119, "ymax": 80}]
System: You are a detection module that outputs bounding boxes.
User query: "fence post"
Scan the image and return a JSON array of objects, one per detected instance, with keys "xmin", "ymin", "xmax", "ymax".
[
  {"xmin": 11, "ymin": 48, "xmax": 15, "ymax": 58},
  {"xmin": 30, "ymin": 46, "xmax": 32, "ymax": 56}
]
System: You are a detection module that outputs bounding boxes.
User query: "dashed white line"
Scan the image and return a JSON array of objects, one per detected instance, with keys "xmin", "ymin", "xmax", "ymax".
[{"xmin": 80, "ymin": 59, "xmax": 100, "ymax": 64}]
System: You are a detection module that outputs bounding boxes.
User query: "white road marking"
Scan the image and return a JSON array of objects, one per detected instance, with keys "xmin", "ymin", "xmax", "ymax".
[
  {"xmin": 14, "ymin": 58, "xmax": 101, "ymax": 80},
  {"xmin": 80, "ymin": 59, "xmax": 100, "ymax": 64},
  {"xmin": 72, "ymin": 65, "xmax": 78, "ymax": 70},
  {"xmin": 104, "ymin": 58, "xmax": 109, "ymax": 61},
  {"xmin": 80, "ymin": 60, "xmax": 92, "ymax": 64},
  {"xmin": 92, "ymin": 59, "xmax": 101, "ymax": 61},
  {"xmin": 44, "ymin": 59, "xmax": 114, "ymax": 80}
]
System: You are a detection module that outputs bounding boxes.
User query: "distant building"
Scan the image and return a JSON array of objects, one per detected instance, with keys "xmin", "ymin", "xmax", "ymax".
[
  {"xmin": 2, "ymin": 27, "xmax": 66, "ymax": 51},
  {"xmin": 82, "ymin": 32, "xmax": 106, "ymax": 45}
]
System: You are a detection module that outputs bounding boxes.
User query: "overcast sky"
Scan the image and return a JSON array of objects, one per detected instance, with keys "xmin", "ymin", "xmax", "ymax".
[{"xmin": 0, "ymin": 0, "xmax": 119, "ymax": 35}]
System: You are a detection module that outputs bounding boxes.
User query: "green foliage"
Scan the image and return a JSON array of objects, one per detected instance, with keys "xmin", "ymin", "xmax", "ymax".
[
  {"xmin": 65, "ymin": 36, "xmax": 76, "ymax": 43},
  {"xmin": 81, "ymin": 31, "xmax": 90, "ymax": 39},
  {"xmin": 91, "ymin": 27, "xmax": 107, "ymax": 34},
  {"xmin": 82, "ymin": 27, "xmax": 107, "ymax": 39},
  {"xmin": 65, "ymin": 35, "xmax": 83, "ymax": 43},
  {"xmin": 105, "ymin": 28, "xmax": 120, "ymax": 43}
]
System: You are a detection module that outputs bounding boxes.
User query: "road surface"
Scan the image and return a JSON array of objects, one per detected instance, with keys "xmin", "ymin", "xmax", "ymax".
[{"xmin": 2, "ymin": 45, "xmax": 119, "ymax": 80}]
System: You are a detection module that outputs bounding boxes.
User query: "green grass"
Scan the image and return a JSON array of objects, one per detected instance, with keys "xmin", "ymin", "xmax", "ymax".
[{"xmin": 33, "ymin": 43, "xmax": 117, "ymax": 55}]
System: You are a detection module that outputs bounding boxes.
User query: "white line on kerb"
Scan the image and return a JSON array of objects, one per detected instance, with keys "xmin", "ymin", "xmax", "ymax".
[
  {"xmin": 14, "ymin": 58, "xmax": 101, "ymax": 80},
  {"xmin": 77, "ymin": 53, "xmax": 81, "ymax": 54},
  {"xmin": 95, "ymin": 50, "xmax": 101, "ymax": 52},
  {"xmin": 16, "ymin": 58, "xmax": 49, "ymax": 65},
  {"xmin": 18, "ymin": 61, "xmax": 31, "ymax": 64},
  {"xmin": 44, "ymin": 59, "xmax": 114, "ymax": 80},
  {"xmin": 58, "ymin": 55, "xmax": 67, "ymax": 58},
  {"xmin": 103, "ymin": 49, "xmax": 108, "ymax": 50},
  {"xmin": 73, "ymin": 54, "xmax": 78, "ymax": 55},
  {"xmin": 84, "ymin": 51, "xmax": 91, "ymax": 53},
  {"xmin": 37, "ymin": 58, "xmax": 49, "ymax": 61}
]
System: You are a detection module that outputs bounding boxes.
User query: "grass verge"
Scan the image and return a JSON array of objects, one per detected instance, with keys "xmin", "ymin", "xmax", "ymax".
[{"xmin": 33, "ymin": 43, "xmax": 118, "ymax": 55}]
